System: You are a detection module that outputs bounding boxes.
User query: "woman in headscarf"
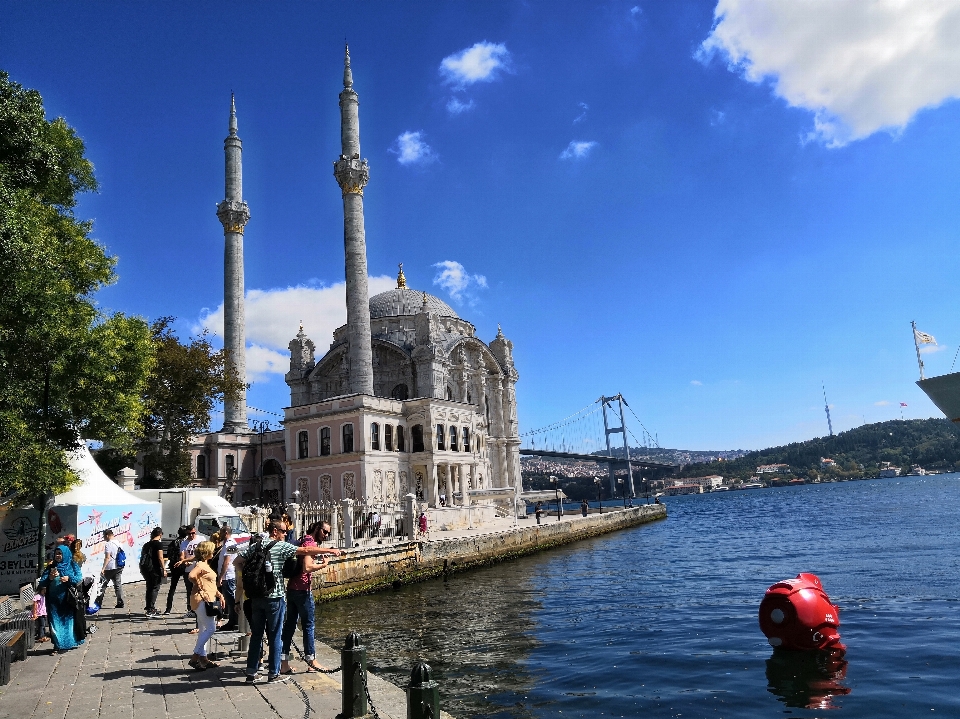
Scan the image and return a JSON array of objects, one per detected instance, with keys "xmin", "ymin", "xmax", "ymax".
[{"xmin": 40, "ymin": 546, "xmax": 84, "ymax": 652}]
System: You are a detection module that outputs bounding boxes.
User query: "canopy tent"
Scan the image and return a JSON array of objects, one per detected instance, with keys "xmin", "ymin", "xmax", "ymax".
[{"xmin": 58, "ymin": 444, "xmax": 154, "ymax": 505}]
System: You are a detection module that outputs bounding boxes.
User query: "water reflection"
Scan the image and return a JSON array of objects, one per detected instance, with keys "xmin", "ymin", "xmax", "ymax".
[
  {"xmin": 766, "ymin": 648, "xmax": 851, "ymax": 710},
  {"xmin": 315, "ymin": 564, "xmax": 545, "ymax": 719}
]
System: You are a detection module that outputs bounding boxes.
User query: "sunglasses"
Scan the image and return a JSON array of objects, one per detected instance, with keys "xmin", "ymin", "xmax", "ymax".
[{"xmin": 319, "ymin": 528, "xmax": 330, "ymax": 536}]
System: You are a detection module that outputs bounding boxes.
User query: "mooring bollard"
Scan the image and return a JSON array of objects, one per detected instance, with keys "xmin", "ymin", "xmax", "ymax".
[
  {"xmin": 407, "ymin": 662, "xmax": 440, "ymax": 719},
  {"xmin": 341, "ymin": 632, "xmax": 368, "ymax": 718}
]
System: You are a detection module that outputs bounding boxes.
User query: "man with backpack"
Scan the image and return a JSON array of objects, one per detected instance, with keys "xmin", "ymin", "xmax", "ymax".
[
  {"xmin": 98, "ymin": 529, "xmax": 125, "ymax": 609},
  {"xmin": 233, "ymin": 517, "xmax": 336, "ymax": 684},
  {"xmin": 140, "ymin": 527, "xmax": 166, "ymax": 616}
]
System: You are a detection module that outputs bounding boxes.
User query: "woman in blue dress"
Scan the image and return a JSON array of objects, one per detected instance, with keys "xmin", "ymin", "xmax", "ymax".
[{"xmin": 40, "ymin": 546, "xmax": 84, "ymax": 652}]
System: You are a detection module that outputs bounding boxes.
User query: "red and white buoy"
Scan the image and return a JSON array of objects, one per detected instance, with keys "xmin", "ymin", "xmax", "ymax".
[{"xmin": 758, "ymin": 573, "xmax": 845, "ymax": 652}]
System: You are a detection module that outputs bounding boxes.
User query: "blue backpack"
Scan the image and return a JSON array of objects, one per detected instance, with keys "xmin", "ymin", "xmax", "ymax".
[{"xmin": 116, "ymin": 546, "xmax": 126, "ymax": 569}]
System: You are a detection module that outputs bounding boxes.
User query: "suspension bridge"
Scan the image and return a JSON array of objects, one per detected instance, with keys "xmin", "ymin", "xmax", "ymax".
[{"xmin": 520, "ymin": 394, "xmax": 675, "ymax": 497}]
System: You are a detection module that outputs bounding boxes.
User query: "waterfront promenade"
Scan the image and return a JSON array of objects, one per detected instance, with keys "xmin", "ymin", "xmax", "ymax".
[{"xmin": 0, "ymin": 605, "xmax": 446, "ymax": 719}]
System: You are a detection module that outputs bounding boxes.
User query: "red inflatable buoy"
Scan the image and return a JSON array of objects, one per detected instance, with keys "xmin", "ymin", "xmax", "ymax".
[{"xmin": 758, "ymin": 573, "xmax": 845, "ymax": 652}]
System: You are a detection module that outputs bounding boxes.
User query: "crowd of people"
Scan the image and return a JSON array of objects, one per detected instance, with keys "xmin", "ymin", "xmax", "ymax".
[{"xmin": 30, "ymin": 512, "xmax": 342, "ymax": 678}]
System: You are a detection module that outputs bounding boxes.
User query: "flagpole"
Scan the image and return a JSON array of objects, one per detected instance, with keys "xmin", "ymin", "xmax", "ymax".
[{"xmin": 912, "ymin": 320, "xmax": 925, "ymax": 380}]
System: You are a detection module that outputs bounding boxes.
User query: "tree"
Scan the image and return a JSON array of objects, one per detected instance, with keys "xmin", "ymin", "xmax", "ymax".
[
  {"xmin": 0, "ymin": 70, "xmax": 154, "ymax": 504},
  {"xmin": 137, "ymin": 318, "xmax": 245, "ymax": 488}
]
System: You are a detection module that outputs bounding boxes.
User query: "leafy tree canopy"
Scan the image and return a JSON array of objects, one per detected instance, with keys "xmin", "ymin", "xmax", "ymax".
[
  {"xmin": 0, "ymin": 70, "xmax": 154, "ymax": 503},
  {"xmin": 136, "ymin": 317, "xmax": 245, "ymax": 488}
]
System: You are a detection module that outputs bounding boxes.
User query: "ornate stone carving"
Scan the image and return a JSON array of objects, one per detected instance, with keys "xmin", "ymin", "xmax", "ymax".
[
  {"xmin": 216, "ymin": 199, "xmax": 250, "ymax": 233},
  {"xmin": 320, "ymin": 474, "xmax": 333, "ymax": 503},
  {"xmin": 333, "ymin": 155, "xmax": 369, "ymax": 195},
  {"xmin": 399, "ymin": 470, "xmax": 408, "ymax": 497},
  {"xmin": 373, "ymin": 469, "xmax": 383, "ymax": 501},
  {"xmin": 343, "ymin": 472, "xmax": 356, "ymax": 500},
  {"xmin": 297, "ymin": 477, "xmax": 310, "ymax": 502},
  {"xmin": 386, "ymin": 470, "xmax": 397, "ymax": 503}
]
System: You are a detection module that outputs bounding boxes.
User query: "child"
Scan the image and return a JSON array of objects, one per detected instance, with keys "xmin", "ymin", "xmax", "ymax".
[{"xmin": 33, "ymin": 586, "xmax": 49, "ymax": 643}]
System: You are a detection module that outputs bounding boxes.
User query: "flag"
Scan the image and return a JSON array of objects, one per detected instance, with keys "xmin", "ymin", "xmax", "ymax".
[
  {"xmin": 900, "ymin": 403, "xmax": 908, "ymax": 407},
  {"xmin": 915, "ymin": 329, "xmax": 937, "ymax": 345}
]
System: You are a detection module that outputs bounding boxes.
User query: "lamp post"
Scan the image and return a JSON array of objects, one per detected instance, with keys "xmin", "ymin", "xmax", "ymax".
[
  {"xmin": 254, "ymin": 419, "xmax": 270, "ymax": 502},
  {"xmin": 618, "ymin": 478, "xmax": 625, "ymax": 507},
  {"xmin": 550, "ymin": 475, "xmax": 561, "ymax": 522},
  {"xmin": 594, "ymin": 476, "xmax": 602, "ymax": 514}
]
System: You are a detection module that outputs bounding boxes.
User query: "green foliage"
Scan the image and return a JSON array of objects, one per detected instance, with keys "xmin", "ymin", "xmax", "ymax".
[
  {"xmin": 677, "ymin": 418, "xmax": 960, "ymax": 481},
  {"xmin": 137, "ymin": 318, "xmax": 245, "ymax": 488},
  {"xmin": 0, "ymin": 70, "xmax": 154, "ymax": 502}
]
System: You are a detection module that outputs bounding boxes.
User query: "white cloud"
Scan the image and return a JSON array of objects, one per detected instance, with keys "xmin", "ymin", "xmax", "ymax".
[
  {"xmin": 198, "ymin": 276, "xmax": 396, "ymax": 379},
  {"xmin": 874, "ymin": 400, "xmax": 891, "ymax": 406},
  {"xmin": 631, "ymin": 6, "xmax": 641, "ymax": 16},
  {"xmin": 432, "ymin": 260, "xmax": 488, "ymax": 303},
  {"xmin": 700, "ymin": 0, "xmax": 960, "ymax": 146},
  {"xmin": 560, "ymin": 140, "xmax": 599, "ymax": 160},
  {"xmin": 446, "ymin": 97, "xmax": 475, "ymax": 115},
  {"xmin": 573, "ymin": 102, "xmax": 589, "ymax": 124},
  {"xmin": 440, "ymin": 41, "xmax": 511, "ymax": 86},
  {"xmin": 391, "ymin": 131, "xmax": 436, "ymax": 165},
  {"xmin": 690, "ymin": 380, "xmax": 703, "ymax": 386}
]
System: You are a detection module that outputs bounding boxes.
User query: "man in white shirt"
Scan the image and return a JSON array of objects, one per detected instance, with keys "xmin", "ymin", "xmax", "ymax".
[
  {"xmin": 217, "ymin": 525, "xmax": 239, "ymax": 630},
  {"xmin": 99, "ymin": 529, "xmax": 124, "ymax": 609}
]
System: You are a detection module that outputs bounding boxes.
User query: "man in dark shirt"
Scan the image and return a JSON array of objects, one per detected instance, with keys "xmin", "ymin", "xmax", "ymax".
[{"xmin": 143, "ymin": 527, "xmax": 166, "ymax": 616}]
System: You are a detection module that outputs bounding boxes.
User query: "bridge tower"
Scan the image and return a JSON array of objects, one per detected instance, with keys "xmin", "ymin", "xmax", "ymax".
[{"xmin": 600, "ymin": 394, "xmax": 634, "ymax": 498}]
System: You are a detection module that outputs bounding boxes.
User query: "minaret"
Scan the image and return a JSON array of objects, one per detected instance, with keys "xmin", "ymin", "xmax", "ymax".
[
  {"xmin": 216, "ymin": 94, "xmax": 251, "ymax": 433},
  {"xmin": 333, "ymin": 46, "xmax": 375, "ymax": 396}
]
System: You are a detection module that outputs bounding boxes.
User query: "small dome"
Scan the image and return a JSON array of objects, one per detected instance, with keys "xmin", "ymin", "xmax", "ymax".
[{"xmin": 369, "ymin": 288, "xmax": 458, "ymax": 319}]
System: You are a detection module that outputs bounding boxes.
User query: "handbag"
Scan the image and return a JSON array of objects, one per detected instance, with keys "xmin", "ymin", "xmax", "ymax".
[{"xmin": 204, "ymin": 600, "xmax": 223, "ymax": 618}]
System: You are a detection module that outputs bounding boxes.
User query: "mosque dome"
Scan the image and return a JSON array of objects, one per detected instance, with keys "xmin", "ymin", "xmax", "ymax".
[
  {"xmin": 369, "ymin": 264, "xmax": 459, "ymax": 319},
  {"xmin": 369, "ymin": 287, "xmax": 458, "ymax": 319}
]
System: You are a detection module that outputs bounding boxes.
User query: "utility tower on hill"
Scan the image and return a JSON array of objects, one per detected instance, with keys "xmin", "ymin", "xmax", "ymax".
[{"xmin": 823, "ymin": 383, "xmax": 834, "ymax": 437}]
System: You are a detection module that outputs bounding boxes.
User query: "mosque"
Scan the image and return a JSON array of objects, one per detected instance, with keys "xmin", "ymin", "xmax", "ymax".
[{"xmin": 185, "ymin": 48, "xmax": 522, "ymax": 513}]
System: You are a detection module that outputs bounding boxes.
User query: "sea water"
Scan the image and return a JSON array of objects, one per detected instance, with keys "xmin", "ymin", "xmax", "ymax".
[{"xmin": 314, "ymin": 476, "xmax": 960, "ymax": 718}]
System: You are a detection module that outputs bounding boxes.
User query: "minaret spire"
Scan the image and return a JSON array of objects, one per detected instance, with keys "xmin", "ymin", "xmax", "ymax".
[
  {"xmin": 334, "ymin": 47, "xmax": 374, "ymax": 395},
  {"xmin": 217, "ymin": 94, "xmax": 251, "ymax": 432}
]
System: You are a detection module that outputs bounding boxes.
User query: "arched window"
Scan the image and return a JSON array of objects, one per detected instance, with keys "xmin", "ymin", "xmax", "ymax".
[
  {"xmin": 384, "ymin": 424, "xmax": 394, "ymax": 451},
  {"xmin": 391, "ymin": 384, "xmax": 409, "ymax": 401},
  {"xmin": 320, "ymin": 427, "xmax": 331, "ymax": 456},
  {"xmin": 196, "ymin": 455, "xmax": 206, "ymax": 479},
  {"xmin": 411, "ymin": 424, "xmax": 423, "ymax": 453},
  {"xmin": 446, "ymin": 387, "xmax": 454, "ymax": 401},
  {"xmin": 485, "ymin": 395, "xmax": 490, "ymax": 424},
  {"xmin": 467, "ymin": 391, "xmax": 472, "ymax": 404},
  {"xmin": 371, "ymin": 422, "xmax": 380, "ymax": 451},
  {"xmin": 298, "ymin": 431, "xmax": 309, "ymax": 459},
  {"xmin": 436, "ymin": 424, "xmax": 445, "ymax": 451},
  {"xmin": 225, "ymin": 454, "xmax": 235, "ymax": 478},
  {"xmin": 449, "ymin": 425, "xmax": 458, "ymax": 451},
  {"xmin": 397, "ymin": 425, "xmax": 406, "ymax": 452},
  {"xmin": 342, "ymin": 424, "xmax": 354, "ymax": 453},
  {"xmin": 462, "ymin": 427, "xmax": 470, "ymax": 452}
]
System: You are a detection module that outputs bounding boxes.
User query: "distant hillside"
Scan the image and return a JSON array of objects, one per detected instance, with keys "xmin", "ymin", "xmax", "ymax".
[{"xmin": 675, "ymin": 418, "xmax": 960, "ymax": 482}]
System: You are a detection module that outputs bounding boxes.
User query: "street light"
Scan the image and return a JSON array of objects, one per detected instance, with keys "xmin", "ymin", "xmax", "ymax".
[
  {"xmin": 618, "ymin": 478, "xmax": 625, "ymax": 507},
  {"xmin": 594, "ymin": 476, "xmax": 602, "ymax": 514},
  {"xmin": 254, "ymin": 419, "xmax": 271, "ymax": 503},
  {"xmin": 550, "ymin": 475, "xmax": 561, "ymax": 522}
]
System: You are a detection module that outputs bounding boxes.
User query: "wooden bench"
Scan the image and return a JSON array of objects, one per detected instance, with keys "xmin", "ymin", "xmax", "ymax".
[{"xmin": 0, "ymin": 630, "xmax": 26, "ymax": 686}]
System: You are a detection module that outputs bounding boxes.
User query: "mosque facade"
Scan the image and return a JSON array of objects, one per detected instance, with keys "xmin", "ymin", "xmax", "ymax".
[{"xmin": 185, "ymin": 49, "xmax": 522, "ymax": 511}]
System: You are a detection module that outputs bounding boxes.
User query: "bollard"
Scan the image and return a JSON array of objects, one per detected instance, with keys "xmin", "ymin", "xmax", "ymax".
[
  {"xmin": 341, "ymin": 632, "xmax": 368, "ymax": 718},
  {"xmin": 407, "ymin": 662, "xmax": 440, "ymax": 719}
]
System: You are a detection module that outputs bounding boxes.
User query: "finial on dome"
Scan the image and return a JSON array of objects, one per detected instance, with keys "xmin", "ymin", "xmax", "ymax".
[
  {"xmin": 496, "ymin": 323, "xmax": 504, "ymax": 338},
  {"xmin": 297, "ymin": 320, "xmax": 305, "ymax": 337},
  {"xmin": 343, "ymin": 44, "xmax": 353, "ymax": 89},
  {"xmin": 422, "ymin": 291, "xmax": 429, "ymax": 310},
  {"xmin": 229, "ymin": 92, "xmax": 238, "ymax": 136},
  {"xmin": 397, "ymin": 263, "xmax": 407, "ymax": 289}
]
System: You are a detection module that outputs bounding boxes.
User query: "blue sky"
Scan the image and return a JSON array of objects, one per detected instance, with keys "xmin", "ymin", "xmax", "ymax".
[{"xmin": 5, "ymin": 1, "xmax": 960, "ymax": 450}]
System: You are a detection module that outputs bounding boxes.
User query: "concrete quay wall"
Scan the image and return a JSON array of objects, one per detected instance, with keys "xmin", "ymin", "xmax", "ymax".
[{"xmin": 315, "ymin": 503, "xmax": 666, "ymax": 601}]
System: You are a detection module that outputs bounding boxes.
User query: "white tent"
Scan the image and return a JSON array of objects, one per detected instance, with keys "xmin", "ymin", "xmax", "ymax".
[{"xmin": 59, "ymin": 444, "xmax": 153, "ymax": 505}]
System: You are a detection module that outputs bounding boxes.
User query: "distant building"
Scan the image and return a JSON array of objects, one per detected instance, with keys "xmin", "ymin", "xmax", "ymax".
[
  {"xmin": 757, "ymin": 464, "xmax": 789, "ymax": 474},
  {"xmin": 820, "ymin": 457, "xmax": 837, "ymax": 469},
  {"xmin": 879, "ymin": 466, "xmax": 902, "ymax": 478},
  {"xmin": 673, "ymin": 475, "xmax": 723, "ymax": 489},
  {"xmin": 663, "ymin": 484, "xmax": 703, "ymax": 496}
]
